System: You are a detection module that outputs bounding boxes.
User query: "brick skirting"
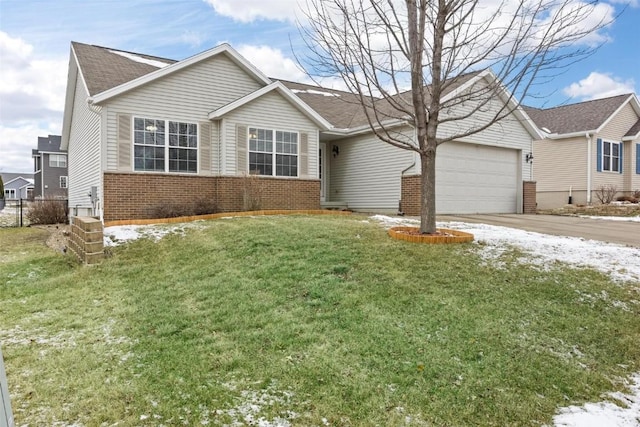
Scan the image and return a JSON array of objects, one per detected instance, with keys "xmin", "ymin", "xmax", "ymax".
[{"xmin": 103, "ymin": 172, "xmax": 320, "ymax": 221}]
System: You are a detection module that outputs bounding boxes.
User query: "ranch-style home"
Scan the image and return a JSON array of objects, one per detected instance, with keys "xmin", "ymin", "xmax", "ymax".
[
  {"xmin": 525, "ymin": 94, "xmax": 640, "ymax": 209},
  {"xmin": 61, "ymin": 42, "xmax": 540, "ymax": 221}
]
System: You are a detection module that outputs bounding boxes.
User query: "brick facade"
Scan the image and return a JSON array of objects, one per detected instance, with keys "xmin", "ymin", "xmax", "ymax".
[
  {"xmin": 523, "ymin": 181, "xmax": 537, "ymax": 214},
  {"xmin": 103, "ymin": 172, "xmax": 320, "ymax": 221},
  {"xmin": 400, "ymin": 174, "xmax": 421, "ymax": 216}
]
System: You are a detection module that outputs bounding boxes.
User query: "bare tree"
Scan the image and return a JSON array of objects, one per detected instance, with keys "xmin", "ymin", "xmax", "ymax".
[{"xmin": 299, "ymin": 0, "xmax": 612, "ymax": 233}]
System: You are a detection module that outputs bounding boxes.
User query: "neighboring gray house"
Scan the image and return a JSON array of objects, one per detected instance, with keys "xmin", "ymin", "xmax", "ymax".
[
  {"xmin": 1, "ymin": 172, "xmax": 34, "ymax": 201},
  {"xmin": 61, "ymin": 42, "xmax": 539, "ymax": 221},
  {"xmin": 525, "ymin": 94, "xmax": 640, "ymax": 209},
  {"xmin": 32, "ymin": 135, "xmax": 68, "ymax": 199}
]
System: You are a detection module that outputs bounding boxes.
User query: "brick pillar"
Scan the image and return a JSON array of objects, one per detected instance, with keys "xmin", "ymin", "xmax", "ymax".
[
  {"xmin": 523, "ymin": 181, "xmax": 537, "ymax": 214},
  {"xmin": 401, "ymin": 175, "xmax": 421, "ymax": 216}
]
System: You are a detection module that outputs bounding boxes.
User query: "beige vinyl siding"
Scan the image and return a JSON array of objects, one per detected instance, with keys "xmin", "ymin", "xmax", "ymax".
[
  {"xmin": 104, "ymin": 53, "xmax": 263, "ymax": 172},
  {"xmin": 329, "ymin": 127, "xmax": 414, "ymax": 212},
  {"xmin": 533, "ymin": 136, "xmax": 588, "ymax": 192},
  {"xmin": 68, "ymin": 74, "xmax": 101, "ymax": 213},
  {"xmin": 221, "ymin": 91, "xmax": 319, "ymax": 178},
  {"xmin": 593, "ymin": 103, "xmax": 640, "ymax": 191},
  {"xmin": 633, "ymin": 141, "xmax": 640, "ymax": 190}
]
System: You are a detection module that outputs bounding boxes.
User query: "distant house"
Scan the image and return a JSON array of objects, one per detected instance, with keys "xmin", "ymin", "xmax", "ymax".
[
  {"xmin": 526, "ymin": 94, "xmax": 640, "ymax": 209},
  {"xmin": 61, "ymin": 41, "xmax": 539, "ymax": 221},
  {"xmin": 1, "ymin": 173, "xmax": 34, "ymax": 201},
  {"xmin": 32, "ymin": 135, "xmax": 68, "ymax": 199}
]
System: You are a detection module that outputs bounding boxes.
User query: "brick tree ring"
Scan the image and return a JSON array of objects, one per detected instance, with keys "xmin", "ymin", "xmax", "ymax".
[{"xmin": 388, "ymin": 226, "xmax": 474, "ymax": 244}]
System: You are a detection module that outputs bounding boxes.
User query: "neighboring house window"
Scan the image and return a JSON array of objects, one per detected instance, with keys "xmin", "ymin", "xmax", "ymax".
[
  {"xmin": 248, "ymin": 127, "xmax": 298, "ymax": 177},
  {"xmin": 133, "ymin": 117, "xmax": 197, "ymax": 173},
  {"xmin": 60, "ymin": 176, "xmax": 68, "ymax": 188},
  {"xmin": 602, "ymin": 140, "xmax": 620, "ymax": 172},
  {"xmin": 49, "ymin": 154, "xmax": 67, "ymax": 168},
  {"xmin": 5, "ymin": 189, "xmax": 16, "ymax": 199}
]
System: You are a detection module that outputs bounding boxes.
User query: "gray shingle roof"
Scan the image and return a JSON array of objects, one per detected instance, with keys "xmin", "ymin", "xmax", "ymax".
[
  {"xmin": 625, "ymin": 118, "xmax": 640, "ymax": 137},
  {"xmin": 523, "ymin": 94, "xmax": 632, "ymax": 135},
  {"xmin": 279, "ymin": 71, "xmax": 482, "ymax": 128},
  {"xmin": 71, "ymin": 42, "xmax": 483, "ymax": 129},
  {"xmin": 72, "ymin": 42, "xmax": 176, "ymax": 96}
]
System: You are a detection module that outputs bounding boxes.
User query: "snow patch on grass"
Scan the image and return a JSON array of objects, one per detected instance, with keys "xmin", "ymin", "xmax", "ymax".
[
  {"xmin": 104, "ymin": 221, "xmax": 207, "ymax": 246},
  {"xmin": 579, "ymin": 215, "xmax": 640, "ymax": 222},
  {"xmin": 553, "ymin": 374, "xmax": 640, "ymax": 427},
  {"xmin": 369, "ymin": 215, "xmax": 640, "ymax": 284}
]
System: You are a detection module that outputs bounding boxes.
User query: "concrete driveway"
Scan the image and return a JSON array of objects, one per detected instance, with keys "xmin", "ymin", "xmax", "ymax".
[{"xmin": 436, "ymin": 214, "xmax": 640, "ymax": 248}]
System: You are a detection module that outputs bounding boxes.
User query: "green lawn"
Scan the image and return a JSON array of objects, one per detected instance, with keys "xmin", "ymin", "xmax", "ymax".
[{"xmin": 1, "ymin": 215, "xmax": 639, "ymax": 426}]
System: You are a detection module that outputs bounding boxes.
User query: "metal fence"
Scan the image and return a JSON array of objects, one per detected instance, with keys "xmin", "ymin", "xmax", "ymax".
[{"xmin": 0, "ymin": 199, "xmax": 68, "ymax": 228}]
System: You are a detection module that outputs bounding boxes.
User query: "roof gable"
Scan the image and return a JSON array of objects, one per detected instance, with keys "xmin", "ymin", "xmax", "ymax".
[
  {"xmin": 208, "ymin": 81, "xmax": 332, "ymax": 130},
  {"xmin": 81, "ymin": 43, "xmax": 271, "ymax": 104},
  {"xmin": 524, "ymin": 94, "xmax": 638, "ymax": 136}
]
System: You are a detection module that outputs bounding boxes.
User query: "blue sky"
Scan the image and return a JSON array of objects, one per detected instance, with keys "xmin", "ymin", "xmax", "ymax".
[{"xmin": 0, "ymin": 0, "xmax": 638, "ymax": 174}]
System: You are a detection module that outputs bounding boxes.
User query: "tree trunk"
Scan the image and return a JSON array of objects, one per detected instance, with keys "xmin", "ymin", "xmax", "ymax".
[{"xmin": 419, "ymin": 147, "xmax": 437, "ymax": 234}]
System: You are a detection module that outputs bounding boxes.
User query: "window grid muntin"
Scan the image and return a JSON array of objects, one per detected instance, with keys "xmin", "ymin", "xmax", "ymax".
[
  {"xmin": 49, "ymin": 154, "xmax": 67, "ymax": 168},
  {"xmin": 134, "ymin": 117, "xmax": 197, "ymax": 173},
  {"xmin": 602, "ymin": 140, "xmax": 620, "ymax": 172},
  {"xmin": 59, "ymin": 176, "xmax": 68, "ymax": 189},
  {"xmin": 248, "ymin": 127, "xmax": 298, "ymax": 177}
]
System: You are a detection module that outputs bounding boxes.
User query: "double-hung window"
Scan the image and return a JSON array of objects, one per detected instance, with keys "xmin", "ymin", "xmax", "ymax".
[
  {"xmin": 49, "ymin": 154, "xmax": 67, "ymax": 168},
  {"xmin": 133, "ymin": 117, "xmax": 197, "ymax": 173},
  {"xmin": 248, "ymin": 127, "xmax": 298, "ymax": 177},
  {"xmin": 602, "ymin": 140, "xmax": 620, "ymax": 172}
]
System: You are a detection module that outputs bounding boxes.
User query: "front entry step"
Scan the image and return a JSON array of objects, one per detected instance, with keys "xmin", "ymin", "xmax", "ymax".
[{"xmin": 321, "ymin": 201, "xmax": 349, "ymax": 210}]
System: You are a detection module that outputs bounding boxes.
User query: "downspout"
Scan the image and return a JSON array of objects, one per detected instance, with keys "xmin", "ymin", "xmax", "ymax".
[{"xmin": 586, "ymin": 132, "xmax": 592, "ymax": 204}]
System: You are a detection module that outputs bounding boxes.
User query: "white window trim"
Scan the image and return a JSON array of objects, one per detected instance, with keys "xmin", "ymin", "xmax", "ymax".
[
  {"xmin": 247, "ymin": 126, "xmax": 300, "ymax": 178},
  {"xmin": 132, "ymin": 117, "xmax": 199, "ymax": 174},
  {"xmin": 60, "ymin": 176, "xmax": 68, "ymax": 189},
  {"xmin": 5, "ymin": 189, "xmax": 16, "ymax": 199},
  {"xmin": 49, "ymin": 154, "xmax": 67, "ymax": 168},
  {"xmin": 602, "ymin": 140, "xmax": 620, "ymax": 173}
]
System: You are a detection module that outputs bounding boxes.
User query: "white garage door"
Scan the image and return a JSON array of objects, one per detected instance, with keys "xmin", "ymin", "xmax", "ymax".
[{"xmin": 436, "ymin": 142, "xmax": 519, "ymax": 214}]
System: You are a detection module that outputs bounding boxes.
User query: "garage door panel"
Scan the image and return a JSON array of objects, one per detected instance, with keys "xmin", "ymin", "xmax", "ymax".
[{"xmin": 436, "ymin": 142, "xmax": 518, "ymax": 214}]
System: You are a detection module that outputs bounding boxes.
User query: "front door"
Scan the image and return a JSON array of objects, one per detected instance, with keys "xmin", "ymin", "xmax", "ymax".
[{"xmin": 319, "ymin": 142, "xmax": 327, "ymax": 202}]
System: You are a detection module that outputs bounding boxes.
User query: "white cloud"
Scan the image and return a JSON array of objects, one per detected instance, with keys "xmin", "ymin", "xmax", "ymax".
[
  {"xmin": 563, "ymin": 72, "xmax": 636, "ymax": 101},
  {"xmin": 203, "ymin": 0, "xmax": 300, "ymax": 23},
  {"xmin": 608, "ymin": 0, "xmax": 639, "ymax": 6},
  {"xmin": 0, "ymin": 31, "xmax": 67, "ymax": 173},
  {"xmin": 237, "ymin": 44, "xmax": 309, "ymax": 82}
]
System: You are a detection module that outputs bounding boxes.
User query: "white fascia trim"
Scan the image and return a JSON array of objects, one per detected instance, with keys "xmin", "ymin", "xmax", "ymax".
[
  {"xmin": 595, "ymin": 94, "xmax": 639, "ymax": 134},
  {"xmin": 322, "ymin": 118, "xmax": 409, "ymax": 138},
  {"xmin": 443, "ymin": 69, "xmax": 544, "ymax": 140},
  {"xmin": 544, "ymin": 130, "xmax": 598, "ymax": 140},
  {"xmin": 622, "ymin": 133, "xmax": 640, "ymax": 141},
  {"xmin": 4, "ymin": 177, "xmax": 29, "ymax": 186},
  {"xmin": 208, "ymin": 81, "xmax": 333, "ymax": 130},
  {"xmin": 61, "ymin": 46, "xmax": 81, "ymax": 150},
  {"xmin": 90, "ymin": 44, "xmax": 272, "ymax": 105}
]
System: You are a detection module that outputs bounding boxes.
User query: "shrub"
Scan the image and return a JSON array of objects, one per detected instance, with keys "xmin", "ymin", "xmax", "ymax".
[
  {"xmin": 242, "ymin": 173, "xmax": 265, "ymax": 211},
  {"xmin": 594, "ymin": 184, "xmax": 618, "ymax": 204},
  {"xmin": 148, "ymin": 197, "xmax": 218, "ymax": 219},
  {"xmin": 27, "ymin": 199, "xmax": 69, "ymax": 224}
]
